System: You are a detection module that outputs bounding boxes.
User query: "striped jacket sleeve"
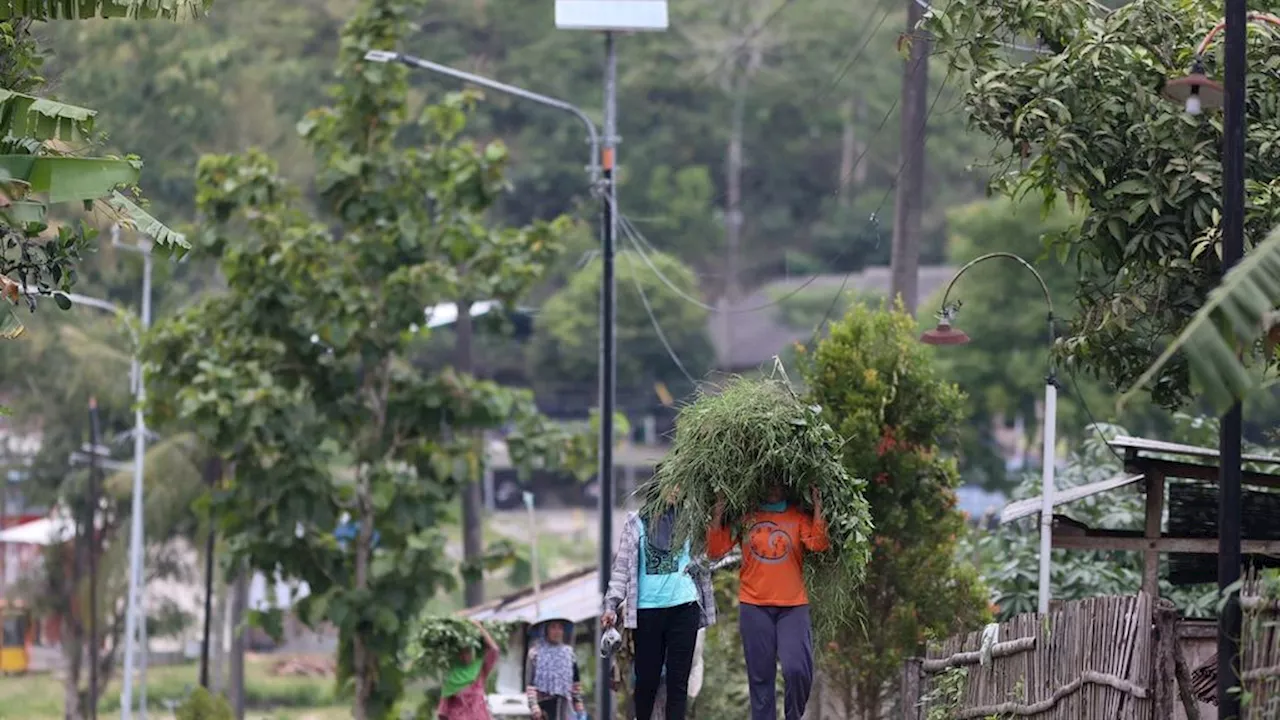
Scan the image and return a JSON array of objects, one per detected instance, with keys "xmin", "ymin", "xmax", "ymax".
[{"xmin": 603, "ymin": 515, "xmax": 638, "ymax": 615}]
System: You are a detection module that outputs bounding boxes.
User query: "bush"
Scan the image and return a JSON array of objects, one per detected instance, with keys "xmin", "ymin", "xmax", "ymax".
[
  {"xmin": 175, "ymin": 688, "xmax": 233, "ymax": 720},
  {"xmin": 801, "ymin": 301, "xmax": 990, "ymax": 714}
]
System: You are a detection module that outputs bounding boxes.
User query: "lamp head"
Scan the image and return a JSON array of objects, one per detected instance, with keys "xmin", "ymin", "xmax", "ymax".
[
  {"xmin": 363, "ymin": 50, "xmax": 399, "ymax": 64},
  {"xmin": 920, "ymin": 322, "xmax": 971, "ymax": 346},
  {"xmin": 1161, "ymin": 57, "xmax": 1224, "ymax": 115},
  {"xmin": 920, "ymin": 301, "xmax": 971, "ymax": 346}
]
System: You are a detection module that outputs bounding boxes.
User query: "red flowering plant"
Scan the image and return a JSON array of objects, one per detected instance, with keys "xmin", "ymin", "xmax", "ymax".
[{"xmin": 801, "ymin": 300, "xmax": 991, "ymax": 716}]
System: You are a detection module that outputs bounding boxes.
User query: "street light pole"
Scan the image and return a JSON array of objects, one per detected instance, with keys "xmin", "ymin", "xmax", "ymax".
[
  {"xmin": 1219, "ymin": 0, "xmax": 1247, "ymax": 715},
  {"xmin": 597, "ymin": 30, "xmax": 619, "ymax": 720},
  {"xmin": 54, "ymin": 253, "xmax": 151, "ymax": 720},
  {"xmin": 115, "ymin": 230, "xmax": 154, "ymax": 720},
  {"xmin": 362, "ymin": 48, "xmax": 621, "ymax": 714},
  {"xmin": 921, "ymin": 252, "xmax": 1058, "ymax": 614}
]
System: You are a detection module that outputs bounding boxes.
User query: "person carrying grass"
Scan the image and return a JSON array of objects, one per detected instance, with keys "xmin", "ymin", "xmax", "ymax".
[
  {"xmin": 436, "ymin": 620, "xmax": 500, "ymax": 720},
  {"xmin": 602, "ymin": 484, "xmax": 716, "ymax": 720},
  {"xmin": 708, "ymin": 484, "xmax": 829, "ymax": 720}
]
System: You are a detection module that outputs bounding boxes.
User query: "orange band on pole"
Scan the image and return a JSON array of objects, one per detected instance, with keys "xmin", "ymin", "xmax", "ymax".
[{"xmin": 602, "ymin": 148, "xmax": 615, "ymax": 171}]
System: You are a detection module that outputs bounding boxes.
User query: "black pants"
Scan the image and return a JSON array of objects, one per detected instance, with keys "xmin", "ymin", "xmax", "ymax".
[{"xmin": 633, "ymin": 601, "xmax": 700, "ymax": 720}]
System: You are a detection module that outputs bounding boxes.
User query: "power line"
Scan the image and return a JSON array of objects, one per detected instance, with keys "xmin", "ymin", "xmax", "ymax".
[{"xmin": 620, "ymin": 247, "xmax": 701, "ymax": 385}]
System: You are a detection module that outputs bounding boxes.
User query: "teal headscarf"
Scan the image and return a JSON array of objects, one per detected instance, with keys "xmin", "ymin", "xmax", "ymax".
[{"xmin": 441, "ymin": 655, "xmax": 485, "ymax": 698}]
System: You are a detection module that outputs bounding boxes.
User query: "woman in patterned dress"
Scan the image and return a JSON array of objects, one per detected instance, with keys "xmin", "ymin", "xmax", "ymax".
[{"xmin": 525, "ymin": 618, "xmax": 585, "ymax": 719}]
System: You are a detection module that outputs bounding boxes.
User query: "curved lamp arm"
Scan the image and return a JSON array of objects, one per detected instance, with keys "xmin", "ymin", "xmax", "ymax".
[
  {"xmin": 937, "ymin": 251, "xmax": 1055, "ymax": 316},
  {"xmin": 934, "ymin": 251, "xmax": 1058, "ymax": 377},
  {"xmin": 1195, "ymin": 12, "xmax": 1280, "ymax": 57}
]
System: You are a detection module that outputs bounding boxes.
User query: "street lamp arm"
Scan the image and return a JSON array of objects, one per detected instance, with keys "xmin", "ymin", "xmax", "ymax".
[
  {"xmin": 1195, "ymin": 12, "xmax": 1280, "ymax": 56},
  {"xmin": 49, "ymin": 292, "xmax": 141, "ymax": 348},
  {"xmin": 936, "ymin": 251, "xmax": 1055, "ymax": 317},
  {"xmin": 365, "ymin": 51, "xmax": 602, "ymax": 180}
]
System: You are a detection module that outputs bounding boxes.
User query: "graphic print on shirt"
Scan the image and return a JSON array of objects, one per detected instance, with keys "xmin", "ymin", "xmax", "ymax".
[
  {"xmin": 644, "ymin": 535, "xmax": 681, "ymax": 575},
  {"xmin": 746, "ymin": 520, "xmax": 794, "ymax": 565}
]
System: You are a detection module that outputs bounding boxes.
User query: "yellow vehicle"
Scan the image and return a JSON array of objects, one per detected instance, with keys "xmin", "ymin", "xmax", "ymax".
[{"xmin": 0, "ymin": 599, "xmax": 31, "ymax": 674}]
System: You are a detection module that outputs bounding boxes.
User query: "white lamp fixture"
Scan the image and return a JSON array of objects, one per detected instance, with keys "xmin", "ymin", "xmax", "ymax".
[{"xmin": 555, "ymin": 0, "xmax": 669, "ymax": 31}]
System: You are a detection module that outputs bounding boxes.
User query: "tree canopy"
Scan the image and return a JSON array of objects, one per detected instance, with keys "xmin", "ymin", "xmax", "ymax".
[{"xmin": 925, "ymin": 0, "xmax": 1280, "ymax": 409}]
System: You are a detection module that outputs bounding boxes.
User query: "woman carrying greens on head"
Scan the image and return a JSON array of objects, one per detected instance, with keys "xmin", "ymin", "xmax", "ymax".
[
  {"xmin": 436, "ymin": 620, "xmax": 499, "ymax": 720},
  {"xmin": 603, "ymin": 481, "xmax": 717, "ymax": 720}
]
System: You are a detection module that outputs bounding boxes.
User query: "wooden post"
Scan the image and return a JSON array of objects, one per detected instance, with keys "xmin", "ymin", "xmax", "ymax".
[
  {"xmin": 1143, "ymin": 472, "xmax": 1165, "ymax": 598},
  {"xmin": 901, "ymin": 657, "xmax": 922, "ymax": 720},
  {"xmin": 1154, "ymin": 601, "xmax": 1177, "ymax": 719}
]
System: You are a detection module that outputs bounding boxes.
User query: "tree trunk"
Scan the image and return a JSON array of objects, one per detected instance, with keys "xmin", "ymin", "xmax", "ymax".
[
  {"xmin": 889, "ymin": 0, "xmax": 930, "ymax": 316},
  {"xmin": 211, "ymin": 577, "xmax": 227, "ymax": 694},
  {"xmin": 228, "ymin": 564, "xmax": 248, "ymax": 719},
  {"xmin": 456, "ymin": 300, "xmax": 485, "ymax": 608},
  {"xmin": 352, "ymin": 468, "xmax": 374, "ymax": 720},
  {"xmin": 838, "ymin": 96, "xmax": 868, "ymax": 202}
]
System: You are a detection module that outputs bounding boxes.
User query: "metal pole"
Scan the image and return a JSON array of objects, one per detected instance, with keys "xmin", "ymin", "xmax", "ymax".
[
  {"xmin": 1037, "ymin": 379, "xmax": 1057, "ymax": 615},
  {"xmin": 1218, "ymin": 0, "xmax": 1246, "ymax": 714},
  {"xmin": 88, "ymin": 397, "xmax": 102, "ymax": 720},
  {"xmin": 525, "ymin": 492, "xmax": 541, "ymax": 618},
  {"xmin": 138, "ymin": 586, "xmax": 148, "ymax": 720},
  {"xmin": 121, "ymin": 235, "xmax": 153, "ymax": 720},
  {"xmin": 200, "ymin": 456, "xmax": 220, "ymax": 688},
  {"xmin": 597, "ymin": 30, "xmax": 618, "ymax": 720}
]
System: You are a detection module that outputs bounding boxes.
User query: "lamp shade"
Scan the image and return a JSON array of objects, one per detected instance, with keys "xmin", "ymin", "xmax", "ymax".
[
  {"xmin": 1162, "ymin": 72, "xmax": 1225, "ymax": 113},
  {"xmin": 920, "ymin": 322, "xmax": 971, "ymax": 346}
]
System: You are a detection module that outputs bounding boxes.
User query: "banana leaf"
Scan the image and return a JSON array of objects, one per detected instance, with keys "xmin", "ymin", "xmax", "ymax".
[
  {"xmin": 103, "ymin": 191, "xmax": 189, "ymax": 250},
  {"xmin": 0, "ymin": 155, "xmax": 140, "ymax": 204},
  {"xmin": 0, "ymin": 89, "xmax": 96, "ymax": 142},
  {"xmin": 0, "ymin": 0, "xmax": 211, "ymax": 20},
  {"xmin": 1119, "ymin": 225, "xmax": 1280, "ymax": 411}
]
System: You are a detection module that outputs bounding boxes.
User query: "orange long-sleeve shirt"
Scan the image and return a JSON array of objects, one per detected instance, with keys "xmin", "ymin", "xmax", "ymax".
[{"xmin": 707, "ymin": 505, "xmax": 830, "ymax": 607}]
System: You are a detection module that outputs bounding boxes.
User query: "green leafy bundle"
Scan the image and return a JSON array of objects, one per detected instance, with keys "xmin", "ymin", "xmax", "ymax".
[
  {"xmin": 405, "ymin": 617, "xmax": 521, "ymax": 679},
  {"xmin": 642, "ymin": 373, "xmax": 874, "ymax": 641}
]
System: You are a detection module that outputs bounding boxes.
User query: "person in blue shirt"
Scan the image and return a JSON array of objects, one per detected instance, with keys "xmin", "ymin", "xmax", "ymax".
[{"xmin": 602, "ymin": 484, "xmax": 716, "ymax": 720}]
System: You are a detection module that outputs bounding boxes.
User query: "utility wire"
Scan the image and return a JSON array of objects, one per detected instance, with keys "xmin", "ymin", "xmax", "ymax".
[
  {"xmin": 621, "ymin": 243, "xmax": 702, "ymax": 385},
  {"xmin": 803, "ymin": 69, "xmax": 958, "ymax": 348}
]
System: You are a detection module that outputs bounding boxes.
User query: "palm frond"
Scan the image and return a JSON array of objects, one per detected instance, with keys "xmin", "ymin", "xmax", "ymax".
[
  {"xmin": 1119, "ymin": 225, "xmax": 1280, "ymax": 411},
  {"xmin": 0, "ymin": 0, "xmax": 211, "ymax": 20},
  {"xmin": 0, "ymin": 89, "xmax": 96, "ymax": 143},
  {"xmin": 101, "ymin": 191, "xmax": 189, "ymax": 251}
]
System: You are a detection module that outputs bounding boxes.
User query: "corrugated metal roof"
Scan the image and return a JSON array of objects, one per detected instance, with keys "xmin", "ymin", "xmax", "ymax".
[
  {"xmin": 1000, "ymin": 474, "xmax": 1145, "ymax": 524},
  {"xmin": 462, "ymin": 567, "xmax": 601, "ymax": 624}
]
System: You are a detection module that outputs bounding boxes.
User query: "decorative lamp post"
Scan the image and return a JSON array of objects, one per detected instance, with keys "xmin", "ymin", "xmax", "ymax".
[
  {"xmin": 921, "ymin": 252, "xmax": 1057, "ymax": 615},
  {"xmin": 1159, "ymin": 9, "xmax": 1280, "ymax": 716}
]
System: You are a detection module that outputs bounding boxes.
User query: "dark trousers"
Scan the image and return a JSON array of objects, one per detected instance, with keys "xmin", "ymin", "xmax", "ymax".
[
  {"xmin": 739, "ymin": 603, "xmax": 814, "ymax": 720},
  {"xmin": 633, "ymin": 601, "xmax": 700, "ymax": 720}
]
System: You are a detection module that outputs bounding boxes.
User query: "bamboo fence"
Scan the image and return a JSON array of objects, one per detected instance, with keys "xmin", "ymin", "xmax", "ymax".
[
  {"xmin": 905, "ymin": 594, "xmax": 1160, "ymax": 719},
  {"xmin": 1242, "ymin": 576, "xmax": 1280, "ymax": 719}
]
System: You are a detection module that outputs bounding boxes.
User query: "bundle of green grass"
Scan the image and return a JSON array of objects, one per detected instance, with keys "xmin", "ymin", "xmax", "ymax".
[
  {"xmin": 641, "ymin": 375, "xmax": 873, "ymax": 641},
  {"xmin": 406, "ymin": 616, "xmax": 520, "ymax": 679}
]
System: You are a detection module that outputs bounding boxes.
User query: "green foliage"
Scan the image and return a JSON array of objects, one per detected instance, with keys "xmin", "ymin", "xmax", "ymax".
[
  {"xmin": 530, "ymin": 249, "xmax": 716, "ymax": 400},
  {"xmin": 174, "ymin": 687, "xmax": 233, "ymax": 720},
  {"xmin": 0, "ymin": 14, "xmax": 188, "ymax": 338},
  {"xmin": 143, "ymin": 2, "xmax": 584, "ymax": 718},
  {"xmin": 801, "ymin": 302, "xmax": 990, "ymax": 714},
  {"xmin": 1121, "ymin": 224, "xmax": 1280, "ymax": 412},
  {"xmin": 643, "ymin": 372, "xmax": 874, "ymax": 643},
  {"xmin": 925, "ymin": 0, "xmax": 1280, "ymax": 410},
  {"xmin": 404, "ymin": 618, "xmax": 519, "ymax": 681}
]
